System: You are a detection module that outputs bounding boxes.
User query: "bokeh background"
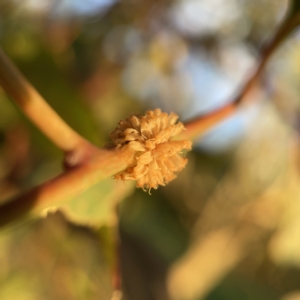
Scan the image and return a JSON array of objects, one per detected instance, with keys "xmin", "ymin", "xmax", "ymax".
[{"xmin": 1, "ymin": 0, "xmax": 300, "ymax": 299}]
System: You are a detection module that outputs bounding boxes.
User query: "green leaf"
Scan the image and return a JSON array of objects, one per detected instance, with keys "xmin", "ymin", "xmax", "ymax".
[
  {"xmin": 56, "ymin": 179, "xmax": 134, "ymax": 227},
  {"xmin": 0, "ymin": 212, "xmax": 114, "ymax": 299}
]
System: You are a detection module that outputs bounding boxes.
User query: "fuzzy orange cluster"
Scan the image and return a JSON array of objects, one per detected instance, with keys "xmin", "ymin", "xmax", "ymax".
[{"xmin": 110, "ymin": 109, "xmax": 192, "ymax": 191}]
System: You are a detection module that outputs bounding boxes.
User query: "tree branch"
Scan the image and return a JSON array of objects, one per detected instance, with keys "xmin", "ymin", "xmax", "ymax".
[
  {"xmin": 234, "ymin": 6, "xmax": 300, "ymax": 105},
  {"xmin": 180, "ymin": 6, "xmax": 300, "ymax": 141},
  {"xmin": 0, "ymin": 147, "xmax": 134, "ymax": 227},
  {"xmin": 0, "ymin": 48, "xmax": 96, "ymax": 167}
]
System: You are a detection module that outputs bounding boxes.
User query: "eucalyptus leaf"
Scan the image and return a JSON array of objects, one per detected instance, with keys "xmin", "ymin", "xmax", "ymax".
[{"xmin": 59, "ymin": 179, "xmax": 134, "ymax": 227}]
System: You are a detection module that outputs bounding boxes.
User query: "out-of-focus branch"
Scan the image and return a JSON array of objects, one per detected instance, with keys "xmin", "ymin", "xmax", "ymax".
[
  {"xmin": 0, "ymin": 48, "xmax": 96, "ymax": 167},
  {"xmin": 234, "ymin": 4, "xmax": 300, "ymax": 105}
]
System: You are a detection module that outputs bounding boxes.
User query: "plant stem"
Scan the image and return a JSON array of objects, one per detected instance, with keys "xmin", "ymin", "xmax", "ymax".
[
  {"xmin": 180, "ymin": 8, "xmax": 300, "ymax": 141},
  {"xmin": 178, "ymin": 104, "xmax": 236, "ymax": 141},
  {"xmin": 234, "ymin": 8, "xmax": 300, "ymax": 105},
  {"xmin": 0, "ymin": 48, "xmax": 90, "ymax": 156},
  {"xmin": 0, "ymin": 147, "xmax": 134, "ymax": 228}
]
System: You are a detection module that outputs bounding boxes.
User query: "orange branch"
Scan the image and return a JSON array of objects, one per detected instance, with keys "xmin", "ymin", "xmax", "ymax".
[
  {"xmin": 180, "ymin": 9, "xmax": 300, "ymax": 141},
  {"xmin": 0, "ymin": 48, "xmax": 94, "ymax": 166},
  {"xmin": 178, "ymin": 104, "xmax": 236, "ymax": 141},
  {"xmin": 234, "ymin": 9, "xmax": 300, "ymax": 105},
  {"xmin": 0, "ymin": 147, "xmax": 134, "ymax": 227}
]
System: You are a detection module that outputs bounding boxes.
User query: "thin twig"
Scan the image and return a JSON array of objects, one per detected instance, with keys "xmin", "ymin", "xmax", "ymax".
[
  {"xmin": 0, "ymin": 48, "xmax": 95, "ymax": 167},
  {"xmin": 180, "ymin": 9, "xmax": 300, "ymax": 142},
  {"xmin": 112, "ymin": 205, "xmax": 122, "ymax": 293},
  {"xmin": 178, "ymin": 104, "xmax": 236, "ymax": 141},
  {"xmin": 234, "ymin": 9, "xmax": 300, "ymax": 105}
]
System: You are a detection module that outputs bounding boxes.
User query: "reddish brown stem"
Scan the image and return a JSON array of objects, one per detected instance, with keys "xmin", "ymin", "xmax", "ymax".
[
  {"xmin": 234, "ymin": 10, "xmax": 300, "ymax": 104},
  {"xmin": 0, "ymin": 48, "xmax": 95, "ymax": 167},
  {"xmin": 180, "ymin": 10, "xmax": 300, "ymax": 141},
  {"xmin": 0, "ymin": 147, "xmax": 134, "ymax": 228},
  {"xmin": 179, "ymin": 104, "xmax": 236, "ymax": 141}
]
